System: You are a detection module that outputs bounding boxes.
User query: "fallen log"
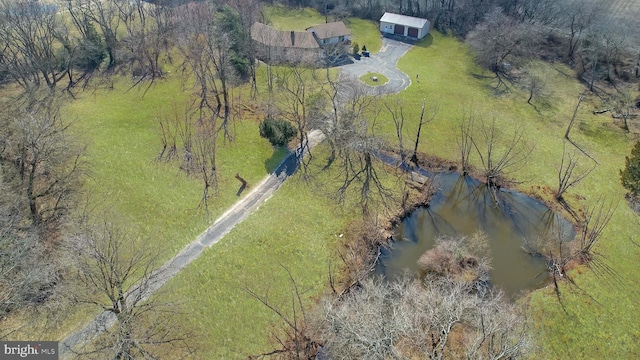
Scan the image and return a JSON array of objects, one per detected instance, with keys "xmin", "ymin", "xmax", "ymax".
[
  {"xmin": 235, "ymin": 173, "xmax": 248, "ymax": 187},
  {"xmin": 612, "ymin": 113, "xmax": 638, "ymax": 119}
]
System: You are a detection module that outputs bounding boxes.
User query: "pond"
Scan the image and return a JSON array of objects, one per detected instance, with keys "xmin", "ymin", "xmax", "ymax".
[{"xmin": 375, "ymin": 171, "xmax": 576, "ymax": 297}]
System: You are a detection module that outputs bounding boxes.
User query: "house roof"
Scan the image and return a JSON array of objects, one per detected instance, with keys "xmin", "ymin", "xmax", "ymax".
[
  {"xmin": 251, "ymin": 22, "xmax": 319, "ymax": 49},
  {"xmin": 380, "ymin": 12, "xmax": 429, "ymax": 28},
  {"xmin": 306, "ymin": 21, "xmax": 350, "ymax": 39}
]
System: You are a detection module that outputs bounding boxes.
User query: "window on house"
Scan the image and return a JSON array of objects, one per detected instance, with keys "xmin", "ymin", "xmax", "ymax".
[{"xmin": 339, "ymin": 36, "xmax": 344, "ymax": 41}]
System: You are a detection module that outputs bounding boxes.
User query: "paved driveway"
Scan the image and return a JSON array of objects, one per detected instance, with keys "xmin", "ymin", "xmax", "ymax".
[{"xmin": 340, "ymin": 37, "xmax": 414, "ymax": 95}]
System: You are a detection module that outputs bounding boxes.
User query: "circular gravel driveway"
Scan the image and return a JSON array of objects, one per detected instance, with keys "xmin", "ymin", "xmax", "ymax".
[{"xmin": 340, "ymin": 37, "xmax": 414, "ymax": 95}]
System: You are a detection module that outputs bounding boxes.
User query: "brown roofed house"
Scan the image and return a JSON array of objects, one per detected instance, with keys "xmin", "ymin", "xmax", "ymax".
[
  {"xmin": 250, "ymin": 21, "xmax": 351, "ymax": 65},
  {"xmin": 306, "ymin": 21, "xmax": 351, "ymax": 46},
  {"xmin": 250, "ymin": 22, "xmax": 322, "ymax": 65}
]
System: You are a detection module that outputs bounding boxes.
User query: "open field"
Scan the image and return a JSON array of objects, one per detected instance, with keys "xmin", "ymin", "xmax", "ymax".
[
  {"xmin": 163, "ymin": 172, "xmax": 352, "ymax": 357},
  {"xmin": 6, "ymin": 71, "xmax": 288, "ymax": 341},
  {"xmin": 64, "ymin": 76, "xmax": 284, "ymax": 260}
]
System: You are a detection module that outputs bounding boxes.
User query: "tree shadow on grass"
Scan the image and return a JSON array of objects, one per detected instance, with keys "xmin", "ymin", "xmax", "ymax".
[{"xmin": 265, "ymin": 146, "xmax": 290, "ymax": 173}]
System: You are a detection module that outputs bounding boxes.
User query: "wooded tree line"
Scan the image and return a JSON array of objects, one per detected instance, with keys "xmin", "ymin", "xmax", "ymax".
[
  {"xmin": 0, "ymin": 0, "xmax": 258, "ymax": 98},
  {"xmin": 0, "ymin": 95, "xmax": 83, "ymax": 317}
]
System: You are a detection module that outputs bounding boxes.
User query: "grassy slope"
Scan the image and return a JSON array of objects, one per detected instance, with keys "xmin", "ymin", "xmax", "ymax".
[
  {"xmin": 265, "ymin": 5, "xmax": 382, "ymax": 53},
  {"xmin": 390, "ymin": 32, "xmax": 640, "ymax": 358},
  {"xmin": 65, "ymin": 76, "xmax": 282, "ymax": 257},
  {"xmin": 28, "ymin": 73, "xmax": 287, "ymax": 340},
  {"xmin": 163, "ymin": 172, "xmax": 354, "ymax": 358}
]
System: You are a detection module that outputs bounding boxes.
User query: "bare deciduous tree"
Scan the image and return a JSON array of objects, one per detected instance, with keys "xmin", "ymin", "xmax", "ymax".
[
  {"xmin": 575, "ymin": 199, "xmax": 616, "ymax": 265},
  {"xmin": 470, "ymin": 116, "xmax": 533, "ymax": 188},
  {"xmin": 556, "ymin": 145, "xmax": 595, "ymax": 204},
  {"xmin": 193, "ymin": 119, "xmax": 218, "ymax": 213},
  {"xmin": 323, "ymin": 78, "xmax": 392, "ymax": 215},
  {"xmin": 612, "ymin": 86, "xmax": 636, "ymax": 132},
  {"xmin": 316, "ymin": 273, "xmax": 532, "ymax": 360},
  {"xmin": 176, "ymin": 3, "xmax": 237, "ymax": 142},
  {"xmin": 275, "ymin": 66, "xmax": 317, "ymax": 177},
  {"xmin": 155, "ymin": 107, "xmax": 179, "ymax": 162},
  {"xmin": 245, "ymin": 264, "xmax": 321, "ymax": 359},
  {"xmin": 68, "ymin": 0, "xmax": 121, "ymax": 70},
  {"xmin": 466, "ymin": 8, "xmax": 542, "ymax": 88},
  {"xmin": 521, "ymin": 65, "xmax": 551, "ymax": 112},
  {"xmin": 565, "ymin": 94, "xmax": 583, "ymax": 140},
  {"xmin": 69, "ymin": 222, "xmax": 193, "ymax": 359},
  {"xmin": 383, "ymin": 98, "xmax": 406, "ymax": 161},
  {"xmin": 457, "ymin": 112, "xmax": 475, "ymax": 176},
  {"xmin": 410, "ymin": 97, "xmax": 437, "ymax": 165},
  {"xmin": 116, "ymin": 0, "xmax": 174, "ymax": 84},
  {"xmin": 0, "ymin": 0, "xmax": 68, "ymax": 94},
  {"xmin": 559, "ymin": 0, "xmax": 607, "ymax": 60},
  {"xmin": 2, "ymin": 101, "xmax": 84, "ymax": 227},
  {"xmin": 0, "ymin": 178, "xmax": 59, "ymax": 319}
]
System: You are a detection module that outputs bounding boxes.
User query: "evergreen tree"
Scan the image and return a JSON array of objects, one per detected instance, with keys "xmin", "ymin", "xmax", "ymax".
[
  {"xmin": 621, "ymin": 141, "xmax": 640, "ymax": 195},
  {"xmin": 259, "ymin": 118, "xmax": 297, "ymax": 147}
]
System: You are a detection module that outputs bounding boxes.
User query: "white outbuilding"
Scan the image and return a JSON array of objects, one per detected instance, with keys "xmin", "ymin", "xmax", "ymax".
[{"xmin": 379, "ymin": 12, "xmax": 430, "ymax": 39}]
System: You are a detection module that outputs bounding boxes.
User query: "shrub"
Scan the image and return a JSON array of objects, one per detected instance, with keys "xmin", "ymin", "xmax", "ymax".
[
  {"xmin": 352, "ymin": 42, "xmax": 359, "ymax": 55},
  {"xmin": 621, "ymin": 141, "xmax": 640, "ymax": 195},
  {"xmin": 259, "ymin": 117, "xmax": 297, "ymax": 147}
]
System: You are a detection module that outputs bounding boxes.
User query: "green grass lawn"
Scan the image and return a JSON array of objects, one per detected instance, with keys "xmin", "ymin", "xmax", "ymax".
[
  {"xmin": 162, "ymin": 136, "xmax": 408, "ymax": 357},
  {"xmin": 18, "ymin": 72, "xmax": 288, "ymax": 342},
  {"xmin": 163, "ymin": 168, "xmax": 355, "ymax": 358},
  {"xmin": 263, "ymin": 5, "xmax": 325, "ymax": 31},
  {"xmin": 345, "ymin": 17, "xmax": 382, "ymax": 53},
  {"xmin": 386, "ymin": 32, "xmax": 640, "ymax": 358},
  {"xmin": 65, "ymin": 75, "xmax": 282, "ymax": 257},
  {"xmin": 360, "ymin": 72, "xmax": 389, "ymax": 86}
]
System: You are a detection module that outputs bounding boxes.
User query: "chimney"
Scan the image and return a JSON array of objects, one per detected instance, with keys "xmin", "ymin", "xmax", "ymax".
[{"xmin": 291, "ymin": 30, "xmax": 295, "ymax": 46}]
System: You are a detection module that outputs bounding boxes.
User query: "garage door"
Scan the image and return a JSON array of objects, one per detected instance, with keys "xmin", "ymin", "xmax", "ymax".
[
  {"xmin": 408, "ymin": 27, "xmax": 418, "ymax": 37},
  {"xmin": 394, "ymin": 24, "xmax": 405, "ymax": 35}
]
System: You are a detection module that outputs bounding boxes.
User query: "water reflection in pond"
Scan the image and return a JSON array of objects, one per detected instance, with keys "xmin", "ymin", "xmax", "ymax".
[{"xmin": 376, "ymin": 172, "xmax": 576, "ymax": 297}]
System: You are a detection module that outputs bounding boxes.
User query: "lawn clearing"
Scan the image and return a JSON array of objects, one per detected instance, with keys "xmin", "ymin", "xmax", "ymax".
[
  {"xmin": 163, "ymin": 154, "xmax": 356, "ymax": 358},
  {"xmin": 263, "ymin": 5, "xmax": 325, "ymax": 31},
  {"xmin": 64, "ymin": 75, "xmax": 282, "ymax": 257},
  {"xmin": 345, "ymin": 17, "xmax": 382, "ymax": 53},
  {"xmin": 360, "ymin": 72, "xmax": 389, "ymax": 86},
  {"xmin": 9, "ymin": 71, "xmax": 288, "ymax": 343}
]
